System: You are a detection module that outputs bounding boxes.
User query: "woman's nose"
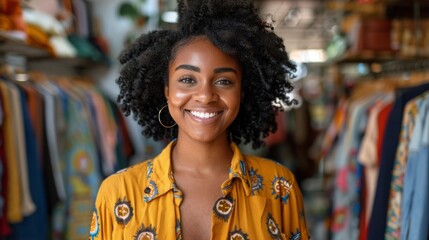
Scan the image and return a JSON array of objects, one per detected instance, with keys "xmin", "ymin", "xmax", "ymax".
[{"xmin": 194, "ymin": 84, "xmax": 218, "ymax": 104}]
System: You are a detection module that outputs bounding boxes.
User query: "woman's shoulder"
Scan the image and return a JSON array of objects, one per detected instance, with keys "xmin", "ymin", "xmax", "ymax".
[
  {"xmin": 243, "ymin": 155, "xmax": 302, "ymax": 203},
  {"xmin": 99, "ymin": 159, "xmax": 152, "ymax": 192},
  {"xmin": 244, "ymin": 154, "xmax": 295, "ymax": 178}
]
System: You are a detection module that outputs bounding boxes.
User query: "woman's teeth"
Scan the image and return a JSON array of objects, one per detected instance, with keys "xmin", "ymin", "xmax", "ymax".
[{"xmin": 190, "ymin": 111, "xmax": 219, "ymax": 119}]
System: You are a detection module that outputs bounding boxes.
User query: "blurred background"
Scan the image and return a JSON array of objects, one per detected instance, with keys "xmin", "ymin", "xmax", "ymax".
[{"xmin": 1, "ymin": 0, "xmax": 428, "ymax": 239}]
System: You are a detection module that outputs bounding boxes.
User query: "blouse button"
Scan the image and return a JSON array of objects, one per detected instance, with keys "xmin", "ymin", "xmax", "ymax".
[{"xmin": 144, "ymin": 187, "xmax": 151, "ymax": 194}]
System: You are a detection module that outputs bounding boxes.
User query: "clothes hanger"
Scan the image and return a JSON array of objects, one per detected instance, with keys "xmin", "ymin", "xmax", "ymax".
[
  {"xmin": 28, "ymin": 70, "xmax": 48, "ymax": 82},
  {"xmin": 349, "ymin": 77, "xmax": 395, "ymax": 103},
  {"xmin": 0, "ymin": 61, "xmax": 30, "ymax": 82}
]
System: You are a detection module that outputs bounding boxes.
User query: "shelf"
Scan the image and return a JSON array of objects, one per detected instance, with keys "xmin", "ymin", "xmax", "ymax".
[
  {"xmin": 386, "ymin": 1, "xmax": 429, "ymax": 18},
  {"xmin": 385, "ymin": 0, "xmax": 429, "ymax": 7},
  {"xmin": 325, "ymin": 50, "xmax": 397, "ymax": 65},
  {"xmin": 0, "ymin": 32, "xmax": 50, "ymax": 58},
  {"xmin": 29, "ymin": 56, "xmax": 105, "ymax": 68},
  {"xmin": 0, "ymin": 31, "xmax": 108, "ymax": 72},
  {"xmin": 381, "ymin": 58, "xmax": 429, "ymax": 73},
  {"xmin": 325, "ymin": 50, "xmax": 429, "ymax": 65},
  {"xmin": 325, "ymin": 1, "xmax": 385, "ymax": 15},
  {"xmin": 326, "ymin": 0, "xmax": 429, "ymax": 18}
]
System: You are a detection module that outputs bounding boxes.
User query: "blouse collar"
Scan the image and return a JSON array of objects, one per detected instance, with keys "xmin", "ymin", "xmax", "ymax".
[{"xmin": 144, "ymin": 141, "xmax": 252, "ymax": 203}]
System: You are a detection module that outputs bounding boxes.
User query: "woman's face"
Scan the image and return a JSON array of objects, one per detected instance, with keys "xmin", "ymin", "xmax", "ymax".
[{"xmin": 166, "ymin": 37, "xmax": 242, "ymax": 144}]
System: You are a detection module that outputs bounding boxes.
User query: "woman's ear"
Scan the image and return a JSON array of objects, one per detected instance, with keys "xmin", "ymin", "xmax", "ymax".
[{"xmin": 164, "ymin": 86, "xmax": 169, "ymax": 100}]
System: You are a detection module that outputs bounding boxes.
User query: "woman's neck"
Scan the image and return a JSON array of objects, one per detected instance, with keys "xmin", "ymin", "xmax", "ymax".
[{"xmin": 171, "ymin": 137, "xmax": 233, "ymax": 177}]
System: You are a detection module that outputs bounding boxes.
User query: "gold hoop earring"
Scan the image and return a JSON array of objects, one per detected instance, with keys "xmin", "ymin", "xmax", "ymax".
[{"xmin": 158, "ymin": 104, "xmax": 177, "ymax": 128}]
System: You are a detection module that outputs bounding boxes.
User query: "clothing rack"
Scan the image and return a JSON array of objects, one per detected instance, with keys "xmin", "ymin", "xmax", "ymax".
[{"xmin": 0, "ymin": 72, "xmax": 136, "ymax": 239}]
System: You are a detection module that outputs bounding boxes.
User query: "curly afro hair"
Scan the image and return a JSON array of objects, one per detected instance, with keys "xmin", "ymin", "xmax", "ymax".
[{"xmin": 117, "ymin": 0, "xmax": 297, "ymax": 149}]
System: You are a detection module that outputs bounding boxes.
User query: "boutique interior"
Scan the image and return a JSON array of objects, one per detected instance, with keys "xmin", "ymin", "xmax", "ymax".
[{"xmin": 1, "ymin": 0, "xmax": 428, "ymax": 239}]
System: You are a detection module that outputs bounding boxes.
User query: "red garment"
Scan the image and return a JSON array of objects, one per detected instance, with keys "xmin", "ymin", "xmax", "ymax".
[
  {"xmin": 0, "ymin": 90, "xmax": 11, "ymax": 235},
  {"xmin": 359, "ymin": 171, "xmax": 367, "ymax": 240},
  {"xmin": 264, "ymin": 112, "xmax": 286, "ymax": 147},
  {"xmin": 358, "ymin": 101, "xmax": 393, "ymax": 240},
  {"xmin": 116, "ymin": 106, "xmax": 135, "ymax": 163},
  {"xmin": 18, "ymin": 84, "xmax": 45, "ymax": 165},
  {"xmin": 357, "ymin": 100, "xmax": 394, "ymax": 240},
  {"xmin": 376, "ymin": 103, "xmax": 394, "ymax": 164}
]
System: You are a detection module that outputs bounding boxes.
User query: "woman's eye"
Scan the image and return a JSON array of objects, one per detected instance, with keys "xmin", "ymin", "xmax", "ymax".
[
  {"xmin": 178, "ymin": 77, "xmax": 196, "ymax": 84},
  {"xmin": 215, "ymin": 79, "xmax": 232, "ymax": 85}
]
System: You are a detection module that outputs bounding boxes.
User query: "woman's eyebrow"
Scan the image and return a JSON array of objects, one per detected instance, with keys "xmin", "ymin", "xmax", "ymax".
[
  {"xmin": 175, "ymin": 65, "xmax": 238, "ymax": 74},
  {"xmin": 175, "ymin": 64, "xmax": 200, "ymax": 72},
  {"xmin": 214, "ymin": 67, "xmax": 237, "ymax": 74}
]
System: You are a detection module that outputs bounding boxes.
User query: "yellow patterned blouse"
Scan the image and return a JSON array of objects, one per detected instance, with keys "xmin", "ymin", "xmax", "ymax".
[{"xmin": 89, "ymin": 142, "xmax": 310, "ymax": 240}]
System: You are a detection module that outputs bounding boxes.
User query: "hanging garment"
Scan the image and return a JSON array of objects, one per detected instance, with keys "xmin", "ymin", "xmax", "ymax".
[
  {"xmin": 106, "ymin": 97, "xmax": 135, "ymax": 170},
  {"xmin": 5, "ymin": 82, "xmax": 36, "ymax": 217},
  {"xmin": 34, "ymin": 80, "xmax": 67, "ymax": 205},
  {"xmin": 9, "ymin": 84, "xmax": 48, "ymax": 240},
  {"xmin": 385, "ymin": 91, "xmax": 429, "ymax": 238},
  {"xmin": 401, "ymin": 93, "xmax": 429, "ymax": 240},
  {"xmin": 17, "ymin": 83, "xmax": 45, "ymax": 168},
  {"xmin": 368, "ymin": 82, "xmax": 429, "ymax": 240},
  {"xmin": 86, "ymin": 89, "xmax": 117, "ymax": 176},
  {"xmin": 0, "ymin": 89, "xmax": 11, "ymax": 236},
  {"xmin": 331, "ymin": 93, "xmax": 380, "ymax": 240},
  {"xmin": 0, "ymin": 80, "xmax": 23, "ymax": 223},
  {"xmin": 52, "ymin": 83, "xmax": 101, "ymax": 239},
  {"xmin": 357, "ymin": 94, "xmax": 394, "ymax": 240}
]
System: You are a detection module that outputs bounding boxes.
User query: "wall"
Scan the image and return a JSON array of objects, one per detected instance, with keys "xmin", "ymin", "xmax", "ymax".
[
  {"xmin": 91, "ymin": 0, "xmax": 163, "ymax": 163},
  {"xmin": 91, "ymin": 0, "xmax": 159, "ymax": 98}
]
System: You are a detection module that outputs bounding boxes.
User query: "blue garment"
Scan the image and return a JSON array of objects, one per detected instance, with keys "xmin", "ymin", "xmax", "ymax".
[
  {"xmin": 0, "ymin": 94, "xmax": 4, "ymax": 217},
  {"xmin": 331, "ymin": 95, "xmax": 379, "ymax": 240},
  {"xmin": 401, "ymin": 94, "xmax": 429, "ymax": 240},
  {"xmin": 368, "ymin": 83, "xmax": 429, "ymax": 240},
  {"xmin": 58, "ymin": 84, "xmax": 101, "ymax": 239},
  {"xmin": 47, "ymin": 82, "xmax": 69, "ymax": 239},
  {"xmin": 34, "ymin": 82, "xmax": 66, "ymax": 208},
  {"xmin": 49, "ymin": 82, "xmax": 101, "ymax": 239},
  {"xmin": 82, "ymin": 90, "xmax": 105, "ymax": 179},
  {"xmin": 9, "ymin": 85, "xmax": 48, "ymax": 240}
]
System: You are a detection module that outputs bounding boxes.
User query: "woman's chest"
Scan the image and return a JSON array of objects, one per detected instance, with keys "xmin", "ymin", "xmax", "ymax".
[{"xmin": 111, "ymin": 186, "xmax": 287, "ymax": 240}]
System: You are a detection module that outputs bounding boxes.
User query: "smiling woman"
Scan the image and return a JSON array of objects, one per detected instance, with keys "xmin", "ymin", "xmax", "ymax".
[
  {"xmin": 90, "ymin": 0, "xmax": 309, "ymax": 239},
  {"xmin": 166, "ymin": 36, "xmax": 242, "ymax": 145}
]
